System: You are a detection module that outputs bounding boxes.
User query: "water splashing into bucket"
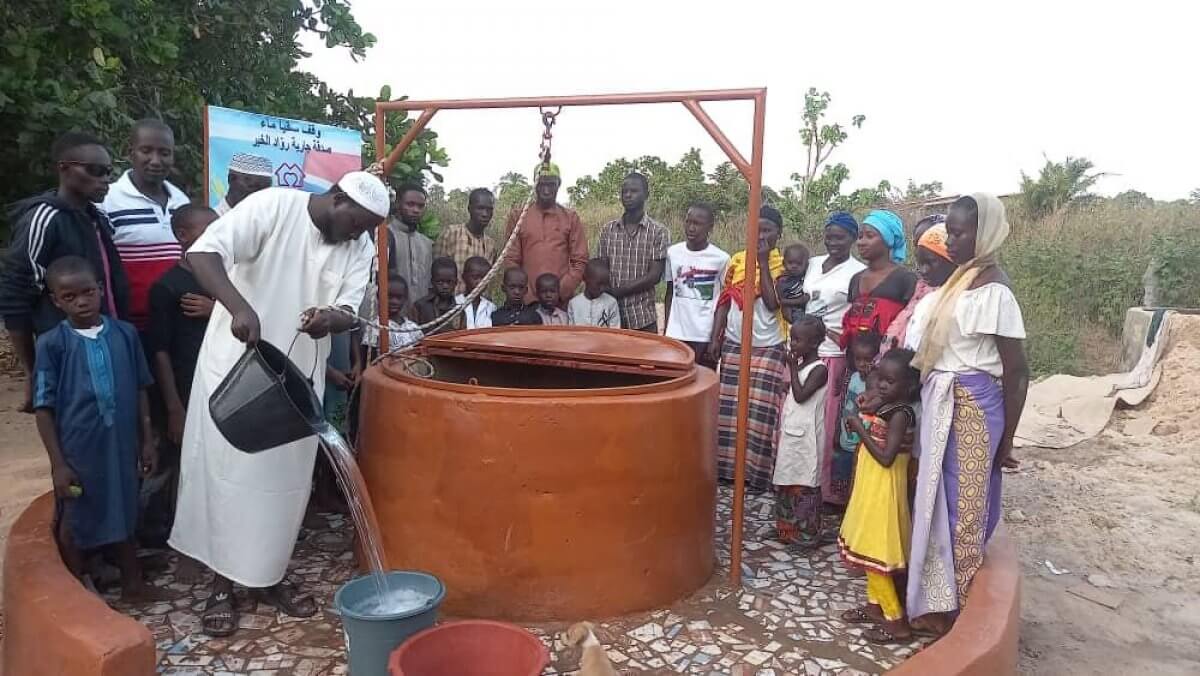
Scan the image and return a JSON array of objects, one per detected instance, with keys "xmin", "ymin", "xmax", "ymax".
[{"xmin": 316, "ymin": 422, "xmax": 392, "ymax": 602}]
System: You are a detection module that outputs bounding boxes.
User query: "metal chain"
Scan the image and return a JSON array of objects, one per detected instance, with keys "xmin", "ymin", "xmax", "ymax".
[{"xmin": 324, "ymin": 108, "xmax": 564, "ymax": 375}]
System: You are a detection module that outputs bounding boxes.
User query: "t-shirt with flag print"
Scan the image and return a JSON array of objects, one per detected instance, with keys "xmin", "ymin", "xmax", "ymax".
[{"xmin": 664, "ymin": 241, "xmax": 731, "ymax": 342}]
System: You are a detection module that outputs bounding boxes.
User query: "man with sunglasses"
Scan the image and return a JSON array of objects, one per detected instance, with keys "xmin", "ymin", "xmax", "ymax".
[
  {"xmin": 0, "ymin": 131, "xmax": 131, "ymax": 412},
  {"xmin": 102, "ymin": 119, "xmax": 191, "ymax": 333}
]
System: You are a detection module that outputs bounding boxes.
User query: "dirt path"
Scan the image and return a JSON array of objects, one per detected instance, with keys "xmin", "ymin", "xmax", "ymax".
[{"xmin": 1006, "ymin": 415, "xmax": 1200, "ymax": 674}]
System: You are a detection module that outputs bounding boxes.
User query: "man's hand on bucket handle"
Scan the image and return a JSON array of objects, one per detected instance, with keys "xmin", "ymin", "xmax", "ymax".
[{"xmin": 232, "ymin": 308, "xmax": 261, "ymax": 345}]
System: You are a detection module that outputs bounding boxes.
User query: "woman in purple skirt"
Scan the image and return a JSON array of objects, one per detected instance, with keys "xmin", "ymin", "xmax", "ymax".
[{"xmin": 907, "ymin": 194, "xmax": 1030, "ymax": 634}]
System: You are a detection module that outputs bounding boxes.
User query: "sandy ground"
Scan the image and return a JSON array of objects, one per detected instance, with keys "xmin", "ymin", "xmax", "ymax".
[{"xmin": 1, "ymin": 321, "xmax": 1199, "ymax": 673}]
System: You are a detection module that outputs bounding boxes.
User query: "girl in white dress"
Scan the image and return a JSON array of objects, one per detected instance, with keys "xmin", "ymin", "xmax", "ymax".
[{"xmin": 772, "ymin": 316, "xmax": 830, "ymax": 546}]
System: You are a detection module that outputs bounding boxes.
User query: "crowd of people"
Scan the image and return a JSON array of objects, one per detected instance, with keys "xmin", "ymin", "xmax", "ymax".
[{"xmin": 1, "ymin": 119, "xmax": 1029, "ymax": 645}]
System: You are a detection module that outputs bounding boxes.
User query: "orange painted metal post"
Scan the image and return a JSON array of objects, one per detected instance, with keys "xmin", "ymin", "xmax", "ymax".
[
  {"xmin": 681, "ymin": 100, "xmax": 750, "ymax": 177},
  {"xmin": 728, "ymin": 92, "xmax": 767, "ymax": 588},
  {"xmin": 376, "ymin": 89, "xmax": 764, "ymax": 112},
  {"xmin": 374, "ymin": 107, "xmax": 437, "ymax": 352},
  {"xmin": 375, "ymin": 102, "xmax": 390, "ymax": 353}
]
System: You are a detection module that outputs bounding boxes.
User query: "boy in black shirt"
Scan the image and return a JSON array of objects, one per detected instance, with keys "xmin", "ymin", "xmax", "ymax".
[
  {"xmin": 491, "ymin": 268, "xmax": 543, "ymax": 326},
  {"xmin": 145, "ymin": 205, "xmax": 217, "ymax": 577},
  {"xmin": 412, "ymin": 256, "xmax": 464, "ymax": 335}
]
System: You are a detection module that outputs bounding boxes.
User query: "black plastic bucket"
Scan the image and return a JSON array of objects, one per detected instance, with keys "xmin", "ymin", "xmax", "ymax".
[{"xmin": 209, "ymin": 339, "xmax": 324, "ymax": 453}]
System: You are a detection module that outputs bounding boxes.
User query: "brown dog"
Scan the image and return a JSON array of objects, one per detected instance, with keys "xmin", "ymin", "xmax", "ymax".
[{"xmin": 564, "ymin": 622, "xmax": 621, "ymax": 676}]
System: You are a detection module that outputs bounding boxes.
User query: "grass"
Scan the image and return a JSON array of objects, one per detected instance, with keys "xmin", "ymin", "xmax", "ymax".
[{"xmin": 436, "ymin": 198, "xmax": 1200, "ymax": 377}]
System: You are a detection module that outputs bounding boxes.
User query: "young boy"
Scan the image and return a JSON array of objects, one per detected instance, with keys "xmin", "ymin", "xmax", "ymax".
[
  {"xmin": 777, "ymin": 243, "xmax": 810, "ymax": 324},
  {"xmin": 568, "ymin": 259, "xmax": 620, "ymax": 328},
  {"xmin": 147, "ymin": 206, "xmax": 218, "ymax": 449},
  {"xmin": 456, "ymin": 256, "xmax": 497, "ymax": 329},
  {"xmin": 144, "ymin": 205, "xmax": 217, "ymax": 562},
  {"xmin": 33, "ymin": 256, "xmax": 167, "ymax": 601},
  {"xmin": 534, "ymin": 273, "xmax": 569, "ymax": 325},
  {"xmin": 412, "ymin": 256, "xmax": 464, "ymax": 335},
  {"xmin": 663, "ymin": 202, "xmax": 730, "ymax": 367},
  {"xmin": 492, "ymin": 268, "xmax": 543, "ymax": 326},
  {"xmin": 360, "ymin": 274, "xmax": 424, "ymax": 355}
]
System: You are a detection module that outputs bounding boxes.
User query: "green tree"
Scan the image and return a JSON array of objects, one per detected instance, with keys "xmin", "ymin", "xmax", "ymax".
[
  {"xmin": 495, "ymin": 172, "xmax": 532, "ymax": 223},
  {"xmin": 1114, "ymin": 189, "xmax": 1153, "ymax": 207},
  {"xmin": 0, "ymin": 0, "xmax": 447, "ymax": 236},
  {"xmin": 567, "ymin": 149, "xmax": 750, "ymax": 220},
  {"xmin": 1017, "ymin": 155, "xmax": 1105, "ymax": 219},
  {"xmin": 794, "ymin": 88, "xmax": 865, "ymax": 206}
]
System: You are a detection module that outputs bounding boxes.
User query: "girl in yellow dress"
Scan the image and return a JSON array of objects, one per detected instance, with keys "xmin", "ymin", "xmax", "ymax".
[{"xmin": 838, "ymin": 347, "xmax": 920, "ymax": 643}]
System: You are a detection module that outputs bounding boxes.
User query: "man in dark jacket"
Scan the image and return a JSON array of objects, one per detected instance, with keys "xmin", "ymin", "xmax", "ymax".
[{"xmin": 0, "ymin": 131, "xmax": 131, "ymax": 411}]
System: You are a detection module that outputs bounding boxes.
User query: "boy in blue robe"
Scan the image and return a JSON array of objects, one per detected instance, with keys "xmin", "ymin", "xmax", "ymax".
[{"xmin": 33, "ymin": 255, "xmax": 166, "ymax": 601}]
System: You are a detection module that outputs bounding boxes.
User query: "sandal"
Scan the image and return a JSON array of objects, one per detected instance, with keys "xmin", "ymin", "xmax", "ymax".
[
  {"xmin": 864, "ymin": 625, "xmax": 912, "ymax": 644},
  {"xmin": 842, "ymin": 606, "xmax": 883, "ymax": 625},
  {"xmin": 202, "ymin": 591, "xmax": 238, "ymax": 637},
  {"xmin": 259, "ymin": 578, "xmax": 317, "ymax": 618}
]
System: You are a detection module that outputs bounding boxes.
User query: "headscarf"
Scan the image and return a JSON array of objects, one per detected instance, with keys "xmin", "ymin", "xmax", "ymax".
[
  {"xmin": 917, "ymin": 223, "xmax": 952, "ymax": 262},
  {"xmin": 913, "ymin": 193, "xmax": 1011, "ymax": 378},
  {"xmin": 825, "ymin": 211, "xmax": 859, "ymax": 238},
  {"xmin": 862, "ymin": 209, "xmax": 907, "ymax": 263},
  {"xmin": 760, "ymin": 204, "xmax": 783, "ymax": 229}
]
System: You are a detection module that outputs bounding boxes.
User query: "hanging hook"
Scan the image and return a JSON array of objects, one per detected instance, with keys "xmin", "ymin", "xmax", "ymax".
[{"xmin": 538, "ymin": 106, "xmax": 562, "ymax": 165}]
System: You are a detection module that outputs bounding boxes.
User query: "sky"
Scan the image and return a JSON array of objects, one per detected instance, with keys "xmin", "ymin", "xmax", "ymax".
[{"xmin": 300, "ymin": 1, "xmax": 1198, "ymax": 201}]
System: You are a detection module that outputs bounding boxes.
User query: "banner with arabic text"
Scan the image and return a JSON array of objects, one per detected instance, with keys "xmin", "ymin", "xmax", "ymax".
[{"xmin": 204, "ymin": 105, "xmax": 362, "ymax": 208}]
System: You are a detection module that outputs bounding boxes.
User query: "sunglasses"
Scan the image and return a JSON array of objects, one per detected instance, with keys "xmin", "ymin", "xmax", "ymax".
[{"xmin": 60, "ymin": 161, "xmax": 115, "ymax": 178}]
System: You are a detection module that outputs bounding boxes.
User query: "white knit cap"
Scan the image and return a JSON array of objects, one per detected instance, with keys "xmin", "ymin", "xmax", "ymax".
[
  {"xmin": 228, "ymin": 153, "xmax": 273, "ymax": 178},
  {"xmin": 337, "ymin": 171, "xmax": 390, "ymax": 218}
]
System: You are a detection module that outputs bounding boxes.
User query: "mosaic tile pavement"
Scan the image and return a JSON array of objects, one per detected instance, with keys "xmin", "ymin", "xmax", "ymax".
[{"xmin": 111, "ymin": 487, "xmax": 930, "ymax": 675}]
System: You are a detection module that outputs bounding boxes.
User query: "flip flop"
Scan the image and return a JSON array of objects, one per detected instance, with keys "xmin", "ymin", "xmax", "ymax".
[
  {"xmin": 864, "ymin": 626, "xmax": 912, "ymax": 644},
  {"xmin": 259, "ymin": 578, "xmax": 317, "ymax": 618},
  {"xmin": 842, "ymin": 606, "xmax": 883, "ymax": 625},
  {"xmin": 202, "ymin": 591, "xmax": 238, "ymax": 637}
]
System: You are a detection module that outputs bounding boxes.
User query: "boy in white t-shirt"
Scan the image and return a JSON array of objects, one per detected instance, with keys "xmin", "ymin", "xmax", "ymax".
[
  {"xmin": 568, "ymin": 259, "xmax": 620, "ymax": 328},
  {"xmin": 455, "ymin": 256, "xmax": 497, "ymax": 330},
  {"xmin": 663, "ymin": 203, "xmax": 730, "ymax": 367}
]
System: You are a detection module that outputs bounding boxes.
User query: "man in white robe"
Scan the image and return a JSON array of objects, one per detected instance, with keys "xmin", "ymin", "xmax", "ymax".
[{"xmin": 169, "ymin": 172, "xmax": 388, "ymax": 635}]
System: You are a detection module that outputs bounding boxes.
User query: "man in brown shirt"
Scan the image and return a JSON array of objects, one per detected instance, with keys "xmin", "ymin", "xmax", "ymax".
[{"xmin": 503, "ymin": 163, "xmax": 588, "ymax": 304}]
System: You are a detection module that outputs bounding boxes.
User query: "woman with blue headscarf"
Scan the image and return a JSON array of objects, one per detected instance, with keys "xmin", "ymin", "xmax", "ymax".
[{"xmin": 823, "ymin": 210, "xmax": 917, "ymax": 506}]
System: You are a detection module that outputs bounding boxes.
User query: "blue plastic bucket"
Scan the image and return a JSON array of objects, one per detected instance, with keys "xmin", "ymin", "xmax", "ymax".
[{"xmin": 335, "ymin": 571, "xmax": 446, "ymax": 676}]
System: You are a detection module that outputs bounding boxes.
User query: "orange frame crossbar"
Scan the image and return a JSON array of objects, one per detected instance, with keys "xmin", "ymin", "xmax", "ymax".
[{"xmin": 374, "ymin": 88, "xmax": 767, "ymax": 588}]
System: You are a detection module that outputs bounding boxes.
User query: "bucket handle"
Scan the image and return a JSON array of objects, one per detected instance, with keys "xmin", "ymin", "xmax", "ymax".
[{"xmin": 276, "ymin": 332, "xmax": 322, "ymax": 386}]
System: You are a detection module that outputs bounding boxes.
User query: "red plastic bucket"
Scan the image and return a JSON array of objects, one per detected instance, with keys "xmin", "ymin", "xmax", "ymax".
[{"xmin": 388, "ymin": 620, "xmax": 549, "ymax": 676}]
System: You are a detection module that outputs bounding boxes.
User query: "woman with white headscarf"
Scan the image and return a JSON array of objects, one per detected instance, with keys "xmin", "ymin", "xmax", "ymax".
[{"xmin": 906, "ymin": 194, "xmax": 1029, "ymax": 634}]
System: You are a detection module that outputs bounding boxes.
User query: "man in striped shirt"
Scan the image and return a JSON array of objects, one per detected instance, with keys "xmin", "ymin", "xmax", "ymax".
[
  {"xmin": 0, "ymin": 132, "xmax": 131, "ymax": 412},
  {"xmin": 101, "ymin": 119, "xmax": 191, "ymax": 332}
]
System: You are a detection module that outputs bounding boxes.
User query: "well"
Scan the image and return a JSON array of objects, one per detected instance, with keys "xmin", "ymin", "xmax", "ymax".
[{"xmin": 356, "ymin": 326, "xmax": 719, "ymax": 621}]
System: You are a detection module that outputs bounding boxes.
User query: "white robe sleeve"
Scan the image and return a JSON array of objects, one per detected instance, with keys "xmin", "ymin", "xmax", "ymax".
[
  {"xmin": 189, "ymin": 189, "xmax": 280, "ymax": 265},
  {"xmin": 333, "ymin": 235, "xmax": 373, "ymax": 311}
]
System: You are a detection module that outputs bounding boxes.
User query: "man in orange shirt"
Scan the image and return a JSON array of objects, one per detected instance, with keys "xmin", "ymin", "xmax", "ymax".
[{"xmin": 503, "ymin": 163, "xmax": 588, "ymax": 304}]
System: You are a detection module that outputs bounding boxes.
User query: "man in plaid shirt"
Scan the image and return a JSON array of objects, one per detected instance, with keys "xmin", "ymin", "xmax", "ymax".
[
  {"xmin": 434, "ymin": 188, "xmax": 497, "ymax": 293},
  {"xmin": 595, "ymin": 172, "xmax": 668, "ymax": 332}
]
